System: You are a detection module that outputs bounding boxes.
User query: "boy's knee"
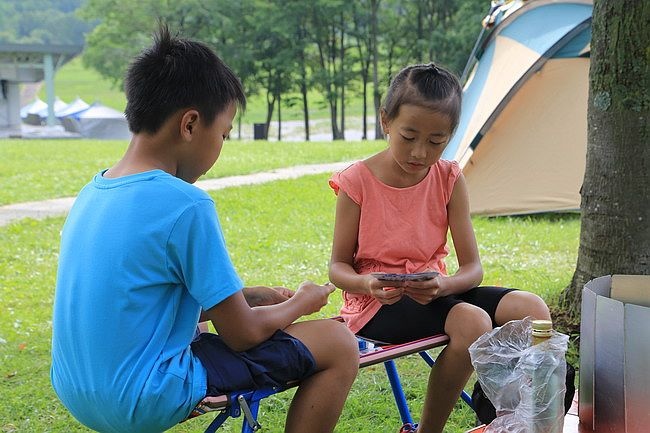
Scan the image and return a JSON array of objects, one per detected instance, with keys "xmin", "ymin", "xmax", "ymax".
[
  {"xmin": 328, "ymin": 320, "xmax": 360, "ymax": 357},
  {"xmin": 291, "ymin": 320, "xmax": 359, "ymax": 374}
]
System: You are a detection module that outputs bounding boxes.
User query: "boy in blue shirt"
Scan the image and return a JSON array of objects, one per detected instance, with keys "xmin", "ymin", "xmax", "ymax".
[{"xmin": 51, "ymin": 25, "xmax": 359, "ymax": 433}]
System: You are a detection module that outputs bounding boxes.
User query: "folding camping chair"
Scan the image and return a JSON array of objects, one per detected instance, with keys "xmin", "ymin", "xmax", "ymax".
[{"xmin": 184, "ymin": 332, "xmax": 473, "ymax": 432}]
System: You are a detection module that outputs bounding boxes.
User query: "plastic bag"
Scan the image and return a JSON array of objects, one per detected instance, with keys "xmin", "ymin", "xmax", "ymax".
[{"xmin": 468, "ymin": 317, "xmax": 569, "ymax": 433}]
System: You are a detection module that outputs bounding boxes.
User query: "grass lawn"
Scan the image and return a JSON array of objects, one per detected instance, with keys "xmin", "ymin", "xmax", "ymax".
[
  {"xmin": 0, "ymin": 139, "xmax": 385, "ymax": 206},
  {"xmin": 0, "ymin": 167, "xmax": 581, "ymax": 432}
]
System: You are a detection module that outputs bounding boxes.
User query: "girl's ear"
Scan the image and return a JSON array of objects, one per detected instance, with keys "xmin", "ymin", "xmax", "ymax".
[
  {"xmin": 180, "ymin": 110, "xmax": 200, "ymax": 141},
  {"xmin": 379, "ymin": 108, "xmax": 390, "ymax": 134}
]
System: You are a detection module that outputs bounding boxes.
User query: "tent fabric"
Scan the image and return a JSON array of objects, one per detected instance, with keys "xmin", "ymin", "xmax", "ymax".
[
  {"xmin": 22, "ymin": 98, "xmax": 49, "ymax": 125},
  {"xmin": 443, "ymin": 0, "xmax": 593, "ymax": 216},
  {"xmin": 61, "ymin": 102, "xmax": 131, "ymax": 139},
  {"xmin": 36, "ymin": 97, "xmax": 67, "ymax": 119},
  {"xmin": 20, "ymin": 98, "xmax": 47, "ymax": 119},
  {"xmin": 464, "ymin": 57, "xmax": 589, "ymax": 215},
  {"xmin": 56, "ymin": 97, "xmax": 90, "ymax": 119}
]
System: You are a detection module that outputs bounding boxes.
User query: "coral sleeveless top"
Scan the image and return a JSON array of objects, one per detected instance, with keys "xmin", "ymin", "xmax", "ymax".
[{"xmin": 329, "ymin": 159, "xmax": 461, "ymax": 333}]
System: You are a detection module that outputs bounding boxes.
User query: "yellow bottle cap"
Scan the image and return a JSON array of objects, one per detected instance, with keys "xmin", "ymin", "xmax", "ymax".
[
  {"xmin": 532, "ymin": 320, "xmax": 553, "ymax": 340},
  {"xmin": 532, "ymin": 320, "xmax": 553, "ymax": 331}
]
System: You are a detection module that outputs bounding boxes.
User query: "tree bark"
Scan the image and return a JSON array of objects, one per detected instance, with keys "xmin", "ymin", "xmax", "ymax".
[
  {"xmin": 371, "ymin": 0, "xmax": 383, "ymax": 140},
  {"xmin": 562, "ymin": 0, "xmax": 650, "ymax": 317},
  {"xmin": 339, "ymin": 13, "xmax": 346, "ymax": 141}
]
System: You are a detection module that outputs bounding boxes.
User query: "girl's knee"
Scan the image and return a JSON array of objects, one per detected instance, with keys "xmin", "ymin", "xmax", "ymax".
[
  {"xmin": 497, "ymin": 291, "xmax": 551, "ymax": 324},
  {"xmin": 445, "ymin": 303, "xmax": 492, "ymax": 345}
]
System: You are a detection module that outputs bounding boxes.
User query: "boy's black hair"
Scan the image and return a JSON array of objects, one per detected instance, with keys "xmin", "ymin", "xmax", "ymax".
[
  {"xmin": 383, "ymin": 63, "xmax": 462, "ymax": 134},
  {"xmin": 124, "ymin": 24, "xmax": 246, "ymax": 134}
]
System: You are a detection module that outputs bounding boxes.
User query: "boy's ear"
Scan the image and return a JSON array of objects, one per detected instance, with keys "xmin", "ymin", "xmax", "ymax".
[{"xmin": 180, "ymin": 110, "xmax": 200, "ymax": 141}]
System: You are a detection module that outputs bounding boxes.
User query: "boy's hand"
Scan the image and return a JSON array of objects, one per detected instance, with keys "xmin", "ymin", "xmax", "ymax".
[
  {"xmin": 403, "ymin": 276, "xmax": 442, "ymax": 305},
  {"xmin": 243, "ymin": 286, "xmax": 295, "ymax": 307},
  {"xmin": 366, "ymin": 274, "xmax": 405, "ymax": 305},
  {"xmin": 293, "ymin": 281, "xmax": 335, "ymax": 315}
]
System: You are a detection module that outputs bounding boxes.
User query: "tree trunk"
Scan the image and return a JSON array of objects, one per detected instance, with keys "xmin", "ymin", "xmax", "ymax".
[
  {"xmin": 339, "ymin": 13, "xmax": 346, "ymax": 141},
  {"xmin": 371, "ymin": 0, "xmax": 383, "ymax": 140},
  {"xmin": 301, "ymin": 77, "xmax": 310, "ymax": 142},
  {"xmin": 562, "ymin": 0, "xmax": 650, "ymax": 317},
  {"xmin": 300, "ymin": 51, "xmax": 310, "ymax": 142},
  {"xmin": 277, "ymin": 91, "xmax": 282, "ymax": 142},
  {"xmin": 265, "ymin": 72, "xmax": 276, "ymax": 138},
  {"xmin": 362, "ymin": 72, "xmax": 368, "ymax": 140}
]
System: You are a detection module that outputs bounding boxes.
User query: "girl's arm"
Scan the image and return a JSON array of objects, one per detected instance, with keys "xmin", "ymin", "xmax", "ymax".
[
  {"xmin": 441, "ymin": 173, "xmax": 484, "ymax": 295},
  {"xmin": 329, "ymin": 191, "xmax": 404, "ymax": 304}
]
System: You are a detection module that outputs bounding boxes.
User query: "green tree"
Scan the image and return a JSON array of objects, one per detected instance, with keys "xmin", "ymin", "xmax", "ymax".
[
  {"xmin": 306, "ymin": 0, "xmax": 353, "ymax": 140},
  {"xmin": 561, "ymin": 0, "xmax": 649, "ymax": 317},
  {"xmin": 0, "ymin": 0, "xmax": 91, "ymax": 45},
  {"xmin": 349, "ymin": 0, "xmax": 374, "ymax": 140}
]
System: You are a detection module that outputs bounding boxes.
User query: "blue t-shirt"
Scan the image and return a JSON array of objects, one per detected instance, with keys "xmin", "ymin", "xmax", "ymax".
[{"xmin": 51, "ymin": 170, "xmax": 243, "ymax": 433}]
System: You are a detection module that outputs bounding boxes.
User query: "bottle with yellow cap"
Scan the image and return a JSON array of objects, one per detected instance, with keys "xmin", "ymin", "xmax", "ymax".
[
  {"xmin": 525, "ymin": 319, "xmax": 565, "ymax": 433},
  {"xmin": 531, "ymin": 319, "xmax": 554, "ymax": 345}
]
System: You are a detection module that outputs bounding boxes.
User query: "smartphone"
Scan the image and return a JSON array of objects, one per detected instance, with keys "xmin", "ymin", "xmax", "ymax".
[{"xmin": 372, "ymin": 271, "xmax": 439, "ymax": 282}]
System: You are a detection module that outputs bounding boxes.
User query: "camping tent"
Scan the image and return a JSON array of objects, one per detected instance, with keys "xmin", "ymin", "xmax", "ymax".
[
  {"xmin": 443, "ymin": 0, "xmax": 592, "ymax": 216},
  {"xmin": 20, "ymin": 98, "xmax": 47, "ymax": 120},
  {"xmin": 23, "ymin": 97, "xmax": 68, "ymax": 125},
  {"xmin": 61, "ymin": 102, "xmax": 131, "ymax": 139},
  {"xmin": 22, "ymin": 97, "xmax": 50, "ymax": 125},
  {"xmin": 55, "ymin": 97, "xmax": 89, "ymax": 119}
]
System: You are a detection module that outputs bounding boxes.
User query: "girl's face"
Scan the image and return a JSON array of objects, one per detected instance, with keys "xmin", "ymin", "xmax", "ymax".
[{"xmin": 382, "ymin": 104, "xmax": 453, "ymax": 177}]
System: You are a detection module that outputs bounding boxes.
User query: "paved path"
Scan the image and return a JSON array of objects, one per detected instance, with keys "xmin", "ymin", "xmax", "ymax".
[{"xmin": 0, "ymin": 161, "xmax": 353, "ymax": 227}]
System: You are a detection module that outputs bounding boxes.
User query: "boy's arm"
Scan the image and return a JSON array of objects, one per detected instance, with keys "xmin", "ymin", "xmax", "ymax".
[
  {"xmin": 199, "ymin": 286, "xmax": 293, "ymax": 322},
  {"xmin": 202, "ymin": 281, "xmax": 334, "ymax": 352}
]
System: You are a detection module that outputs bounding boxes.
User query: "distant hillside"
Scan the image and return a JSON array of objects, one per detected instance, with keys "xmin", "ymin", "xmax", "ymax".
[{"xmin": 0, "ymin": 0, "xmax": 92, "ymax": 45}]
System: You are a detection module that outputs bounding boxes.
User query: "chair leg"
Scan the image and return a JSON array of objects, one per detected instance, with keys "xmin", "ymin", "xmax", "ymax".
[
  {"xmin": 238, "ymin": 394, "xmax": 263, "ymax": 433},
  {"xmin": 204, "ymin": 411, "xmax": 230, "ymax": 433},
  {"xmin": 418, "ymin": 351, "xmax": 474, "ymax": 408},
  {"xmin": 384, "ymin": 360, "xmax": 414, "ymax": 425}
]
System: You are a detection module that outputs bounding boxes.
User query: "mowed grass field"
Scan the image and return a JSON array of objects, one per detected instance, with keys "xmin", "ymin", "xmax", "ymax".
[{"xmin": 0, "ymin": 139, "xmax": 581, "ymax": 432}]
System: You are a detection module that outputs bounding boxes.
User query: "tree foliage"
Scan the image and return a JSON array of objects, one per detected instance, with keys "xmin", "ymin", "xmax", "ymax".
[
  {"xmin": 74, "ymin": 0, "xmax": 487, "ymax": 140},
  {"xmin": 0, "ymin": 0, "xmax": 91, "ymax": 45}
]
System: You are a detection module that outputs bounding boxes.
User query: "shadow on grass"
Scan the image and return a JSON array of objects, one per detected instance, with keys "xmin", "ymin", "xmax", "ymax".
[{"xmin": 485, "ymin": 211, "xmax": 580, "ymax": 223}]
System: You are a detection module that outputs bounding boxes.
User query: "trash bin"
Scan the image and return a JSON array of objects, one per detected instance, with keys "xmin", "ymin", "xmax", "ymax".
[{"xmin": 253, "ymin": 123, "xmax": 268, "ymax": 140}]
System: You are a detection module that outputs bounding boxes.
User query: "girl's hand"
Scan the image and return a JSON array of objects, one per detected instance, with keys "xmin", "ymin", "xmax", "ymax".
[
  {"xmin": 403, "ymin": 276, "xmax": 443, "ymax": 305},
  {"xmin": 365, "ymin": 274, "xmax": 405, "ymax": 305}
]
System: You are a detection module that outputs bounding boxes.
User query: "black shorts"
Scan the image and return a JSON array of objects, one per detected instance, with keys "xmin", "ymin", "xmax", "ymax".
[
  {"xmin": 357, "ymin": 286, "xmax": 516, "ymax": 344},
  {"xmin": 191, "ymin": 330, "xmax": 317, "ymax": 396}
]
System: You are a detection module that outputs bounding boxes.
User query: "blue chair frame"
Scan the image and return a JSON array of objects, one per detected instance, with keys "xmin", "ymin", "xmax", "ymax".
[{"xmin": 188, "ymin": 333, "xmax": 473, "ymax": 432}]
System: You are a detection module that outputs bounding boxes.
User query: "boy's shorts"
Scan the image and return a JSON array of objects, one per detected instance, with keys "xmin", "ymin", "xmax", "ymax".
[
  {"xmin": 358, "ymin": 286, "xmax": 516, "ymax": 344},
  {"xmin": 191, "ymin": 330, "xmax": 316, "ymax": 396}
]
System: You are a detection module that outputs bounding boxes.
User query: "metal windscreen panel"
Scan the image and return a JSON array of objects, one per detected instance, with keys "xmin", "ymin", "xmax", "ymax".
[
  {"xmin": 579, "ymin": 275, "xmax": 611, "ymax": 429},
  {"xmin": 624, "ymin": 304, "xmax": 650, "ymax": 433},
  {"xmin": 594, "ymin": 295, "xmax": 625, "ymax": 430}
]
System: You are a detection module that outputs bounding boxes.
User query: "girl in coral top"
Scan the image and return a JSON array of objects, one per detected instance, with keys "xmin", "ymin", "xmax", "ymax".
[{"xmin": 328, "ymin": 63, "xmax": 552, "ymax": 433}]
